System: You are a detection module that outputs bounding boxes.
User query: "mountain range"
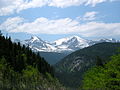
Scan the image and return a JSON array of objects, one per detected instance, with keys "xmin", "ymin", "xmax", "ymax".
[
  {"xmin": 14, "ymin": 35, "xmax": 120, "ymax": 53},
  {"xmin": 14, "ymin": 36, "xmax": 120, "ymax": 65}
]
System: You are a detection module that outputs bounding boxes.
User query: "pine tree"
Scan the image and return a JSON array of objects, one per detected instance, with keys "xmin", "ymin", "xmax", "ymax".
[
  {"xmin": 0, "ymin": 30, "xmax": 2, "ymax": 36},
  {"xmin": 96, "ymin": 56, "xmax": 104, "ymax": 67}
]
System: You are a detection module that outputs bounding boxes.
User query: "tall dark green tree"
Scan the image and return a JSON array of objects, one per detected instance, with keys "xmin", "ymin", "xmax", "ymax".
[{"xmin": 96, "ymin": 56, "xmax": 104, "ymax": 67}]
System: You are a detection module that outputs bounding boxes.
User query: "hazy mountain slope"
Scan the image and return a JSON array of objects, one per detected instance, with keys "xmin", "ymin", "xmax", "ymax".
[
  {"xmin": 39, "ymin": 52, "xmax": 67, "ymax": 65},
  {"xmin": 54, "ymin": 42, "xmax": 120, "ymax": 88}
]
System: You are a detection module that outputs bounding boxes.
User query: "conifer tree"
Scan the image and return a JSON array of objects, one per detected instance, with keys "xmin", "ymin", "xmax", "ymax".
[{"xmin": 96, "ymin": 56, "xmax": 104, "ymax": 67}]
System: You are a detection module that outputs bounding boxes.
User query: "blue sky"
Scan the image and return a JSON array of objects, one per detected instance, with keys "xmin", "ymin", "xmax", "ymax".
[{"xmin": 0, "ymin": 0, "xmax": 120, "ymax": 41}]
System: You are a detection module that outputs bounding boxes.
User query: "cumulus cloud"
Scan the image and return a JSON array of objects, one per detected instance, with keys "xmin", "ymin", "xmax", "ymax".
[
  {"xmin": 0, "ymin": 17, "xmax": 120, "ymax": 38},
  {"xmin": 0, "ymin": 17, "xmax": 79, "ymax": 34},
  {"xmin": 0, "ymin": 0, "xmax": 23, "ymax": 16},
  {"xmin": 78, "ymin": 22, "xmax": 120, "ymax": 37},
  {"xmin": 0, "ymin": 0, "xmax": 118, "ymax": 16},
  {"xmin": 0, "ymin": 17, "xmax": 25, "ymax": 32}
]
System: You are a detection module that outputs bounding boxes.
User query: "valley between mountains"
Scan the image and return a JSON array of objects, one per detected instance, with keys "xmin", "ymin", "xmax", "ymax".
[
  {"xmin": 1, "ymin": 33, "xmax": 120, "ymax": 89},
  {"xmin": 15, "ymin": 35, "xmax": 120, "ymax": 64}
]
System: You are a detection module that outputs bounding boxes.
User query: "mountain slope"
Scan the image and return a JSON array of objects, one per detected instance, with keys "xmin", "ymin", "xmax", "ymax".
[
  {"xmin": 54, "ymin": 42, "xmax": 120, "ymax": 88},
  {"xmin": 23, "ymin": 36, "xmax": 56, "ymax": 52},
  {"xmin": 39, "ymin": 52, "xmax": 67, "ymax": 65}
]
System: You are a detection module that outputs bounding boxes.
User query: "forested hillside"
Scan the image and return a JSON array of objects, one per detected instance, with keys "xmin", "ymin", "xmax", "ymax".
[
  {"xmin": 82, "ymin": 53, "xmax": 120, "ymax": 89},
  {"xmin": 55, "ymin": 42, "xmax": 120, "ymax": 88},
  {"xmin": 0, "ymin": 32, "xmax": 64, "ymax": 90}
]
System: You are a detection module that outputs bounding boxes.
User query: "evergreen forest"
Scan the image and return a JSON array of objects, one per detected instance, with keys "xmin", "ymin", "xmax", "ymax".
[{"xmin": 0, "ymin": 31, "xmax": 64, "ymax": 90}]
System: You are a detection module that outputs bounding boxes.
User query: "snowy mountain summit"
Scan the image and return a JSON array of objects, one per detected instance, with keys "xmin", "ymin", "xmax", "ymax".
[
  {"xmin": 52, "ymin": 36, "xmax": 89, "ymax": 52},
  {"xmin": 23, "ymin": 36, "xmax": 56, "ymax": 52},
  {"xmin": 18, "ymin": 36, "xmax": 119, "ymax": 53}
]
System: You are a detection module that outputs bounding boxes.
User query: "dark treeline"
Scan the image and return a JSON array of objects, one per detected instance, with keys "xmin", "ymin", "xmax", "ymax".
[
  {"xmin": 0, "ymin": 31, "xmax": 64, "ymax": 90},
  {"xmin": 0, "ymin": 31, "xmax": 53, "ymax": 75}
]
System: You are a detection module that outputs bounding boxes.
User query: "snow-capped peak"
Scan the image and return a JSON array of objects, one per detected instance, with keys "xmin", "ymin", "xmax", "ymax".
[
  {"xmin": 53, "ymin": 35, "xmax": 87, "ymax": 46},
  {"xmin": 30, "ymin": 36, "xmax": 41, "ymax": 42},
  {"xmin": 31, "ymin": 36, "xmax": 39, "ymax": 40},
  {"xmin": 52, "ymin": 35, "xmax": 89, "ymax": 52},
  {"xmin": 98, "ymin": 38, "xmax": 119, "ymax": 43},
  {"xmin": 70, "ymin": 35, "xmax": 82, "ymax": 39},
  {"xmin": 53, "ymin": 37, "xmax": 70, "ymax": 46},
  {"xmin": 69, "ymin": 35, "xmax": 88, "ymax": 42}
]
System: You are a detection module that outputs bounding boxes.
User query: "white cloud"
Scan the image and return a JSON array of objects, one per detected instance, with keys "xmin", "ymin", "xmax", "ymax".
[
  {"xmin": 48, "ymin": 0, "xmax": 118, "ymax": 8},
  {"xmin": 0, "ymin": 0, "xmax": 48, "ymax": 16},
  {"xmin": 0, "ymin": 0, "xmax": 23, "ymax": 16},
  {"xmin": 0, "ymin": 17, "xmax": 120, "ymax": 38},
  {"xmin": 0, "ymin": 0, "xmax": 118, "ymax": 16},
  {"xmin": 48, "ymin": 0, "xmax": 85, "ymax": 8},
  {"xmin": 85, "ymin": 0, "xmax": 106, "ymax": 7},
  {"xmin": 78, "ymin": 22, "xmax": 120, "ymax": 37},
  {"xmin": 76, "ymin": 11, "xmax": 98, "ymax": 21},
  {"xmin": 83, "ymin": 11, "xmax": 98, "ymax": 21},
  {"xmin": 16, "ymin": 0, "xmax": 48, "ymax": 12},
  {"xmin": 0, "ymin": 17, "xmax": 79, "ymax": 34},
  {"xmin": 0, "ymin": 17, "xmax": 24, "ymax": 32}
]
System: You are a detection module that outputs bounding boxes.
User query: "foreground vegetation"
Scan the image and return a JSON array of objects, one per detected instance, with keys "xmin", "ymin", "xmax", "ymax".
[
  {"xmin": 82, "ymin": 53, "xmax": 120, "ymax": 89},
  {"xmin": 0, "ymin": 32, "xmax": 64, "ymax": 90}
]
